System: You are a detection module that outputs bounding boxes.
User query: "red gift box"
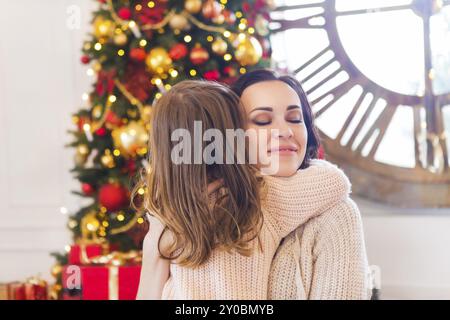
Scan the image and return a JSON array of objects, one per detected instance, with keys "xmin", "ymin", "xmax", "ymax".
[
  {"xmin": 62, "ymin": 265, "xmax": 141, "ymax": 300},
  {"xmin": 68, "ymin": 242, "xmax": 118, "ymax": 265},
  {"xmin": 0, "ymin": 282, "xmax": 23, "ymax": 300},
  {"xmin": 0, "ymin": 279, "xmax": 47, "ymax": 300}
]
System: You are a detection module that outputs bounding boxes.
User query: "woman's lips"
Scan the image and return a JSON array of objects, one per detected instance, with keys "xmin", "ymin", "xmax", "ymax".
[{"xmin": 268, "ymin": 145, "xmax": 299, "ymax": 156}]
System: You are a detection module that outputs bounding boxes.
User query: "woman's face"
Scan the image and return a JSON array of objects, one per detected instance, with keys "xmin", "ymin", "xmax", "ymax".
[{"xmin": 241, "ymin": 80, "xmax": 307, "ymax": 177}]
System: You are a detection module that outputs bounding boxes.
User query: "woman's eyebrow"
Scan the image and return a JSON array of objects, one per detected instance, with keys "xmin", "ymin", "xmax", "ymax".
[
  {"xmin": 286, "ymin": 105, "xmax": 302, "ymax": 110},
  {"xmin": 249, "ymin": 106, "xmax": 273, "ymax": 113}
]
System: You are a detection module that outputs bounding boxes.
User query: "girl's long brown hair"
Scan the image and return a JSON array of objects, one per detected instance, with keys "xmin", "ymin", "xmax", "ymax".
[{"xmin": 133, "ymin": 80, "xmax": 263, "ymax": 268}]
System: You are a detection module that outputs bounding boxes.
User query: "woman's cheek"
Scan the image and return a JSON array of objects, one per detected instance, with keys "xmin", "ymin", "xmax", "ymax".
[{"xmin": 295, "ymin": 124, "xmax": 308, "ymax": 162}]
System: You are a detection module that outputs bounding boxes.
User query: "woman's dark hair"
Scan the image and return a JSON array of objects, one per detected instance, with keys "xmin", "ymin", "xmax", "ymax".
[{"xmin": 231, "ymin": 69, "xmax": 321, "ymax": 169}]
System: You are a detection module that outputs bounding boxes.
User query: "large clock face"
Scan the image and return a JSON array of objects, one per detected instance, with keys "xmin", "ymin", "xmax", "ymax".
[{"xmin": 270, "ymin": 0, "xmax": 450, "ymax": 207}]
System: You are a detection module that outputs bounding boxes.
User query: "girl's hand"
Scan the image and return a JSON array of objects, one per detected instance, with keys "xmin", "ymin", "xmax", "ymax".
[
  {"xmin": 136, "ymin": 213, "xmax": 170, "ymax": 300},
  {"xmin": 207, "ymin": 179, "xmax": 224, "ymax": 195}
]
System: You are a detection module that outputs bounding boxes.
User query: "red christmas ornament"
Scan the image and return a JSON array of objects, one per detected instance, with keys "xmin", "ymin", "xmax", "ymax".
[
  {"xmin": 190, "ymin": 46, "xmax": 209, "ymax": 65},
  {"xmin": 105, "ymin": 110, "xmax": 123, "ymax": 127},
  {"xmin": 118, "ymin": 7, "xmax": 132, "ymax": 20},
  {"xmin": 98, "ymin": 183, "xmax": 129, "ymax": 212},
  {"xmin": 223, "ymin": 66, "xmax": 237, "ymax": 77},
  {"xmin": 169, "ymin": 43, "xmax": 188, "ymax": 60},
  {"xmin": 77, "ymin": 117, "xmax": 89, "ymax": 131},
  {"xmin": 223, "ymin": 10, "xmax": 236, "ymax": 24},
  {"xmin": 135, "ymin": 0, "xmax": 166, "ymax": 26},
  {"xmin": 82, "ymin": 183, "xmax": 95, "ymax": 196},
  {"xmin": 95, "ymin": 127, "xmax": 107, "ymax": 136},
  {"xmin": 202, "ymin": 0, "xmax": 222, "ymax": 19},
  {"xmin": 81, "ymin": 55, "xmax": 90, "ymax": 64},
  {"xmin": 204, "ymin": 70, "xmax": 220, "ymax": 81},
  {"xmin": 130, "ymin": 48, "xmax": 147, "ymax": 62}
]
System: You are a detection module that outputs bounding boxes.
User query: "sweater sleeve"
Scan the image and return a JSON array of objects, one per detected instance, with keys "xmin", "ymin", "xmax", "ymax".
[
  {"xmin": 262, "ymin": 160, "xmax": 351, "ymax": 240},
  {"xmin": 305, "ymin": 198, "xmax": 370, "ymax": 300}
]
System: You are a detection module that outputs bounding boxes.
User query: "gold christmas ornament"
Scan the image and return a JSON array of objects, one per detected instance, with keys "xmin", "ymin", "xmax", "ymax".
[
  {"xmin": 141, "ymin": 105, "xmax": 153, "ymax": 124},
  {"xmin": 169, "ymin": 14, "xmax": 190, "ymax": 31},
  {"xmin": 92, "ymin": 105, "xmax": 103, "ymax": 119},
  {"xmin": 81, "ymin": 212, "xmax": 101, "ymax": 241},
  {"xmin": 77, "ymin": 144, "xmax": 90, "ymax": 156},
  {"xmin": 185, "ymin": 0, "xmax": 202, "ymax": 14},
  {"xmin": 212, "ymin": 14, "xmax": 225, "ymax": 24},
  {"xmin": 112, "ymin": 121, "xmax": 149, "ymax": 157},
  {"xmin": 93, "ymin": 61, "xmax": 102, "ymax": 72},
  {"xmin": 74, "ymin": 152, "xmax": 87, "ymax": 166},
  {"xmin": 145, "ymin": 47, "xmax": 173, "ymax": 75},
  {"xmin": 235, "ymin": 36, "xmax": 263, "ymax": 66},
  {"xmin": 211, "ymin": 37, "xmax": 228, "ymax": 55},
  {"xmin": 101, "ymin": 152, "xmax": 115, "ymax": 168},
  {"xmin": 93, "ymin": 16, "xmax": 116, "ymax": 40},
  {"xmin": 51, "ymin": 264, "xmax": 63, "ymax": 278},
  {"xmin": 113, "ymin": 32, "xmax": 128, "ymax": 46}
]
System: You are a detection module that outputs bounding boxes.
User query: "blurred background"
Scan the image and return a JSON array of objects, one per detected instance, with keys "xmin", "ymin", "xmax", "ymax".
[{"xmin": 0, "ymin": 0, "xmax": 449, "ymax": 300}]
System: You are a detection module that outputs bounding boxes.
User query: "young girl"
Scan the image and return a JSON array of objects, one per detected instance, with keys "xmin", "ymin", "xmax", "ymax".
[{"xmin": 136, "ymin": 80, "xmax": 351, "ymax": 299}]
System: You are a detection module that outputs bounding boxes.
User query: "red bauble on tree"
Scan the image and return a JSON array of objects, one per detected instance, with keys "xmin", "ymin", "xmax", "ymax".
[
  {"xmin": 118, "ymin": 7, "xmax": 132, "ymax": 20},
  {"xmin": 130, "ymin": 48, "xmax": 147, "ymax": 62},
  {"xmin": 82, "ymin": 183, "xmax": 95, "ymax": 196},
  {"xmin": 190, "ymin": 46, "xmax": 209, "ymax": 65},
  {"xmin": 95, "ymin": 127, "xmax": 107, "ymax": 136},
  {"xmin": 204, "ymin": 70, "xmax": 220, "ymax": 81},
  {"xmin": 169, "ymin": 43, "xmax": 188, "ymax": 60},
  {"xmin": 202, "ymin": 0, "xmax": 222, "ymax": 19},
  {"xmin": 105, "ymin": 110, "xmax": 123, "ymax": 128},
  {"xmin": 98, "ymin": 183, "xmax": 129, "ymax": 212},
  {"xmin": 76, "ymin": 116, "xmax": 90, "ymax": 131},
  {"xmin": 81, "ymin": 55, "xmax": 90, "ymax": 64}
]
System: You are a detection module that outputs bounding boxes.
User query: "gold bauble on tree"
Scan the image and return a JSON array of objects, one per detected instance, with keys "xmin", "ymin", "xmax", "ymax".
[
  {"xmin": 145, "ymin": 47, "xmax": 173, "ymax": 75},
  {"xmin": 141, "ymin": 105, "xmax": 152, "ymax": 124},
  {"xmin": 75, "ymin": 144, "xmax": 90, "ymax": 166},
  {"xmin": 169, "ymin": 14, "xmax": 190, "ymax": 31},
  {"xmin": 113, "ymin": 32, "xmax": 128, "ymax": 46},
  {"xmin": 93, "ymin": 16, "xmax": 116, "ymax": 40},
  {"xmin": 235, "ymin": 36, "xmax": 263, "ymax": 66},
  {"xmin": 92, "ymin": 105, "xmax": 103, "ymax": 119},
  {"xmin": 211, "ymin": 37, "xmax": 228, "ymax": 55},
  {"xmin": 51, "ymin": 264, "xmax": 63, "ymax": 278},
  {"xmin": 101, "ymin": 151, "xmax": 115, "ymax": 168},
  {"xmin": 185, "ymin": 0, "xmax": 202, "ymax": 14},
  {"xmin": 112, "ymin": 121, "xmax": 149, "ymax": 157}
]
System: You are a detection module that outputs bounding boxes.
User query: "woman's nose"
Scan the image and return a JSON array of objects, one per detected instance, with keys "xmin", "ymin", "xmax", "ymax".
[{"xmin": 271, "ymin": 121, "xmax": 294, "ymax": 139}]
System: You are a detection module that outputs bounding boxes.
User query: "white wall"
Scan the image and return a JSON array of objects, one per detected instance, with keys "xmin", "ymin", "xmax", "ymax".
[
  {"xmin": 358, "ymin": 197, "xmax": 450, "ymax": 299},
  {"xmin": 0, "ymin": 0, "xmax": 449, "ymax": 300},
  {"xmin": 0, "ymin": 0, "xmax": 95, "ymax": 282}
]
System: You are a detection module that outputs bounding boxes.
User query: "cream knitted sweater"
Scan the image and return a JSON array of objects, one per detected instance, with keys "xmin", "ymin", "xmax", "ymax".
[
  {"xmin": 161, "ymin": 159, "xmax": 353, "ymax": 300},
  {"xmin": 267, "ymin": 197, "xmax": 369, "ymax": 299}
]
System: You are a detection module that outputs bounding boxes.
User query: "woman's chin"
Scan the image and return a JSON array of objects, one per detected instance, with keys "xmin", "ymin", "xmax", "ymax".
[{"xmin": 260, "ymin": 159, "xmax": 302, "ymax": 177}]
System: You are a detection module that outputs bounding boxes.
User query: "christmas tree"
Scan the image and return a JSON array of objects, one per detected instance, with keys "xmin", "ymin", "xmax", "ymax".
[{"xmin": 51, "ymin": 0, "xmax": 273, "ymax": 299}]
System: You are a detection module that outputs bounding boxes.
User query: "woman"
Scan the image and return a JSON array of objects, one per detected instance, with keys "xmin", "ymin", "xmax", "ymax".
[{"xmin": 231, "ymin": 69, "xmax": 369, "ymax": 299}]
